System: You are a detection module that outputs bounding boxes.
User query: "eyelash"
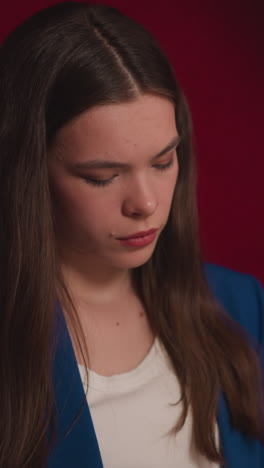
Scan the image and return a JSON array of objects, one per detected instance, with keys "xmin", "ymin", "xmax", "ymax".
[{"xmin": 83, "ymin": 158, "xmax": 175, "ymax": 187}]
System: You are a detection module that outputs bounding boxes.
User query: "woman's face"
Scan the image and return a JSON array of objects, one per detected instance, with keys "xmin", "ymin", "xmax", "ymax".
[{"xmin": 48, "ymin": 93, "xmax": 180, "ymax": 271}]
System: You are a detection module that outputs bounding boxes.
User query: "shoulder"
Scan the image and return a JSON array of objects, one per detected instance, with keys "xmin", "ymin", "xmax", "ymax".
[{"xmin": 203, "ymin": 262, "xmax": 264, "ymax": 347}]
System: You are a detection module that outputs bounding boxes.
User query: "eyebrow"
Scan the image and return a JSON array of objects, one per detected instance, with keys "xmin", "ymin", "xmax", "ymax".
[{"xmin": 71, "ymin": 135, "xmax": 181, "ymax": 170}]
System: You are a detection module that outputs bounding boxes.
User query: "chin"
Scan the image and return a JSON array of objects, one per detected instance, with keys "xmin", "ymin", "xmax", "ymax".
[{"xmin": 115, "ymin": 248, "xmax": 156, "ymax": 269}]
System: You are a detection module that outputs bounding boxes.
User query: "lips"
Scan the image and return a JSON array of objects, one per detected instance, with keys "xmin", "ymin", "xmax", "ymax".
[{"xmin": 117, "ymin": 228, "xmax": 157, "ymax": 240}]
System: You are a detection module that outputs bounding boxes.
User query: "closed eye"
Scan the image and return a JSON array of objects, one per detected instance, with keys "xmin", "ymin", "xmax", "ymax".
[
  {"xmin": 153, "ymin": 158, "xmax": 174, "ymax": 171},
  {"xmin": 83, "ymin": 157, "xmax": 175, "ymax": 187}
]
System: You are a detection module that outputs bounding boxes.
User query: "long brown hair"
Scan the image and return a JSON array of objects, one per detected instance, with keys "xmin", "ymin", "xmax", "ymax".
[{"xmin": 0, "ymin": 2, "xmax": 263, "ymax": 467}]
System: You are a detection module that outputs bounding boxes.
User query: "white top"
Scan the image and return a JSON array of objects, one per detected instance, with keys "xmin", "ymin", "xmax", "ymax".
[{"xmin": 78, "ymin": 336, "xmax": 220, "ymax": 468}]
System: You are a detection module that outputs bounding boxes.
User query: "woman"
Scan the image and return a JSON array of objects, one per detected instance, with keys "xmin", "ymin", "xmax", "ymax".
[{"xmin": 0, "ymin": 2, "xmax": 263, "ymax": 467}]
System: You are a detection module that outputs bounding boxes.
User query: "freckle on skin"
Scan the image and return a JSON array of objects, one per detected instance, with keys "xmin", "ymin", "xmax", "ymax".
[{"xmin": 116, "ymin": 322, "xmax": 120, "ymax": 326}]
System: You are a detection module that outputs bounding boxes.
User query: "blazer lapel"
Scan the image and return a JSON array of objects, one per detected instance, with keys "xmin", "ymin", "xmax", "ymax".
[
  {"xmin": 217, "ymin": 392, "xmax": 262, "ymax": 467},
  {"xmin": 48, "ymin": 301, "xmax": 103, "ymax": 467}
]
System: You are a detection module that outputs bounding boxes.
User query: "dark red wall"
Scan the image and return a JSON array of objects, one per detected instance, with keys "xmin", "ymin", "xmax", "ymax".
[{"xmin": 1, "ymin": 0, "xmax": 264, "ymax": 284}]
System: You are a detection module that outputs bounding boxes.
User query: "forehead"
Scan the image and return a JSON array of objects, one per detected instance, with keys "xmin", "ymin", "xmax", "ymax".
[{"xmin": 53, "ymin": 93, "xmax": 178, "ymax": 161}]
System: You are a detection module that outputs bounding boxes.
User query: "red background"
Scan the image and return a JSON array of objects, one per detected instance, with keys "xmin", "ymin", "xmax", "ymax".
[{"xmin": 1, "ymin": 0, "xmax": 264, "ymax": 285}]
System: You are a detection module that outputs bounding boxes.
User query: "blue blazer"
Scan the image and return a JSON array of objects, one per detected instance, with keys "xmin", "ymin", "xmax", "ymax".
[{"xmin": 47, "ymin": 263, "xmax": 264, "ymax": 467}]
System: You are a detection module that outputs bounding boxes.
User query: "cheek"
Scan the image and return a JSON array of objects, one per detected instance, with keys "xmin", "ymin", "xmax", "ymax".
[
  {"xmin": 159, "ymin": 165, "xmax": 178, "ymax": 204},
  {"xmin": 49, "ymin": 177, "xmax": 87, "ymax": 221},
  {"xmin": 51, "ymin": 181, "xmax": 114, "ymax": 233},
  {"xmin": 50, "ymin": 182, "xmax": 79, "ymax": 218}
]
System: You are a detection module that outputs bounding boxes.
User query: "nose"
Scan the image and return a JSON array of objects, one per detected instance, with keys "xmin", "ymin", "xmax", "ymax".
[{"xmin": 121, "ymin": 177, "xmax": 158, "ymax": 217}]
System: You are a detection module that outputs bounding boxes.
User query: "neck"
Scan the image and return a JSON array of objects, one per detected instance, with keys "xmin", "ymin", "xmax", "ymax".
[{"xmin": 58, "ymin": 252, "xmax": 135, "ymax": 307}]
